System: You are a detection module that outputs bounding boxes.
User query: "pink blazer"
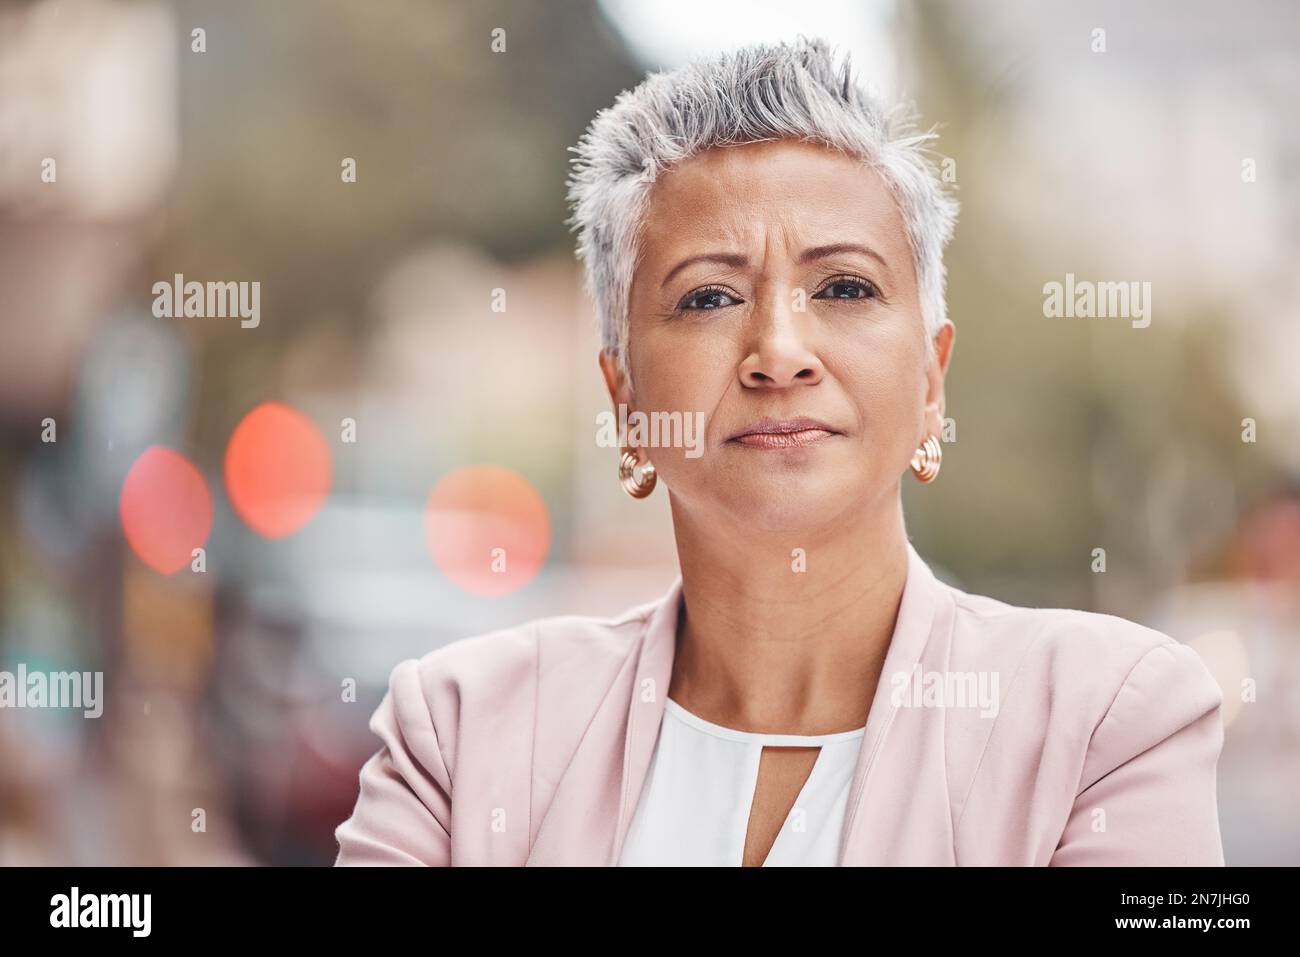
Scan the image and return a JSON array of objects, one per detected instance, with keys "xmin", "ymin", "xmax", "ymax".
[{"xmin": 334, "ymin": 543, "xmax": 1226, "ymax": 866}]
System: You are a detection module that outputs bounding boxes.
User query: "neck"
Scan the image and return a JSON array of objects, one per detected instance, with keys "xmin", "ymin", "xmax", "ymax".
[{"xmin": 666, "ymin": 490, "xmax": 911, "ymax": 735}]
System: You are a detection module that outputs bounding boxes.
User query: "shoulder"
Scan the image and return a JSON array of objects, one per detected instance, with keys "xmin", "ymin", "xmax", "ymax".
[
  {"xmin": 402, "ymin": 596, "xmax": 658, "ymax": 694},
  {"xmin": 948, "ymin": 583, "xmax": 1171, "ymax": 659},
  {"xmin": 941, "ymin": 581, "xmax": 1223, "ymax": 746},
  {"xmin": 947, "ymin": 582, "xmax": 1212, "ymax": 684},
  {"xmin": 373, "ymin": 593, "xmax": 662, "ymax": 755}
]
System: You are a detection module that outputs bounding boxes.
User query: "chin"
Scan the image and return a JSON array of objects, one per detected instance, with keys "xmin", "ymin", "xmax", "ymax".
[{"xmin": 714, "ymin": 472, "xmax": 863, "ymax": 533}]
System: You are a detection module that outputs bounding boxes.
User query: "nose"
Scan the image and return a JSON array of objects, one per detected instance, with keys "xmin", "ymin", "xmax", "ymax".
[{"xmin": 738, "ymin": 294, "xmax": 825, "ymax": 389}]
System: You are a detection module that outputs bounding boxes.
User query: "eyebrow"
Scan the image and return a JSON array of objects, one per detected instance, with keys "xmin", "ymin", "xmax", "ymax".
[
  {"xmin": 659, "ymin": 243, "xmax": 889, "ymax": 289},
  {"xmin": 798, "ymin": 243, "xmax": 889, "ymax": 270},
  {"xmin": 660, "ymin": 253, "xmax": 748, "ymax": 289}
]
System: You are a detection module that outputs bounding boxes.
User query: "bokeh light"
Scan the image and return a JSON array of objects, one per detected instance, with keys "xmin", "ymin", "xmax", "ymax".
[
  {"xmin": 424, "ymin": 465, "xmax": 551, "ymax": 597},
  {"xmin": 224, "ymin": 401, "xmax": 332, "ymax": 539},
  {"xmin": 119, "ymin": 446, "xmax": 213, "ymax": 575}
]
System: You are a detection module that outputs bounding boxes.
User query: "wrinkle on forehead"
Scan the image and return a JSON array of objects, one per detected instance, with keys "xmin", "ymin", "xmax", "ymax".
[{"xmin": 634, "ymin": 139, "xmax": 915, "ymax": 294}]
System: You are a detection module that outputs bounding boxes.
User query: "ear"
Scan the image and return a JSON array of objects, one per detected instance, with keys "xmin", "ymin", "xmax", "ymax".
[
  {"xmin": 923, "ymin": 321, "xmax": 955, "ymax": 432},
  {"xmin": 599, "ymin": 349, "xmax": 633, "ymax": 413}
]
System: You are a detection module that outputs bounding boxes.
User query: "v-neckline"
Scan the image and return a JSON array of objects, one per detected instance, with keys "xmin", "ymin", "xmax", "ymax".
[
  {"xmin": 661, "ymin": 693, "xmax": 869, "ymax": 866},
  {"xmin": 756, "ymin": 744, "xmax": 826, "ymax": 867}
]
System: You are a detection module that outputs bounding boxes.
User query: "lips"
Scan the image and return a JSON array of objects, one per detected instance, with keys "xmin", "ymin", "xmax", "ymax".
[{"xmin": 727, "ymin": 416, "xmax": 841, "ymax": 449}]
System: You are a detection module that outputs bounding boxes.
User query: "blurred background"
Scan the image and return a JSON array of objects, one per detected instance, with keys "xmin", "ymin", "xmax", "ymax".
[{"xmin": 0, "ymin": 0, "xmax": 1297, "ymax": 865}]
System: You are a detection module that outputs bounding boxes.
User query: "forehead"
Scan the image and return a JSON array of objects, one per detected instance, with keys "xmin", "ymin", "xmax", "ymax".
[{"xmin": 636, "ymin": 139, "xmax": 909, "ymax": 258}]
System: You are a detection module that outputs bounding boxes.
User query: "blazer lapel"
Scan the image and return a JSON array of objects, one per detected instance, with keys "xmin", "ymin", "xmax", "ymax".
[
  {"xmin": 838, "ymin": 543, "xmax": 958, "ymax": 864},
  {"xmin": 607, "ymin": 578, "xmax": 681, "ymax": 864},
  {"xmin": 524, "ymin": 578, "xmax": 681, "ymax": 866}
]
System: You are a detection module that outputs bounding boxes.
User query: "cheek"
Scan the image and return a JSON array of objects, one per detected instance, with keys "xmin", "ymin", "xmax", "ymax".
[
  {"xmin": 830, "ymin": 327, "xmax": 927, "ymax": 433},
  {"xmin": 624, "ymin": 332, "xmax": 731, "ymax": 483},
  {"xmin": 629, "ymin": 324, "xmax": 729, "ymax": 415}
]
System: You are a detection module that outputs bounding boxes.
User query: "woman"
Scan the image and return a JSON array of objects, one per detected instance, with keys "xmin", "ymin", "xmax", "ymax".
[{"xmin": 334, "ymin": 37, "xmax": 1225, "ymax": 866}]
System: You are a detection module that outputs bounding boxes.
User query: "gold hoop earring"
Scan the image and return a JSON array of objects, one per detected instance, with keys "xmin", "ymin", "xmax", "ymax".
[
  {"xmin": 619, "ymin": 449, "xmax": 657, "ymax": 499},
  {"xmin": 910, "ymin": 435, "xmax": 942, "ymax": 483}
]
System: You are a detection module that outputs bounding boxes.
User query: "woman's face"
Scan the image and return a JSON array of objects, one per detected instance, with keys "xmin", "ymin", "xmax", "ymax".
[{"xmin": 602, "ymin": 138, "xmax": 953, "ymax": 533}]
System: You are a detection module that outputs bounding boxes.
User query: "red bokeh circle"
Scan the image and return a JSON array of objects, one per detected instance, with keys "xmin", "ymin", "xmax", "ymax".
[
  {"xmin": 224, "ymin": 401, "xmax": 332, "ymax": 539},
  {"xmin": 119, "ymin": 446, "xmax": 213, "ymax": 575},
  {"xmin": 424, "ymin": 466, "xmax": 551, "ymax": 597}
]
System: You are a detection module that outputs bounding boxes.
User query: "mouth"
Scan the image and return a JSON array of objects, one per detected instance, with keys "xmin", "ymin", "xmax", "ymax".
[{"xmin": 726, "ymin": 417, "xmax": 842, "ymax": 450}]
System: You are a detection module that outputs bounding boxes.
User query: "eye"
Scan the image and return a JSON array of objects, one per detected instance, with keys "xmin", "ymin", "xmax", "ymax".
[
  {"xmin": 812, "ymin": 275, "xmax": 879, "ymax": 301},
  {"xmin": 677, "ymin": 285, "xmax": 743, "ymax": 312}
]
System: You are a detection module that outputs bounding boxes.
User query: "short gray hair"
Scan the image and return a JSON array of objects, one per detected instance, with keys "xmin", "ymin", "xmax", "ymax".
[{"xmin": 565, "ymin": 36, "xmax": 959, "ymax": 374}]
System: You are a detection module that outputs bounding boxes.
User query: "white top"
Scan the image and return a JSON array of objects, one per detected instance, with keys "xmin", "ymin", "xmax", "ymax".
[{"xmin": 618, "ymin": 697, "xmax": 866, "ymax": 866}]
